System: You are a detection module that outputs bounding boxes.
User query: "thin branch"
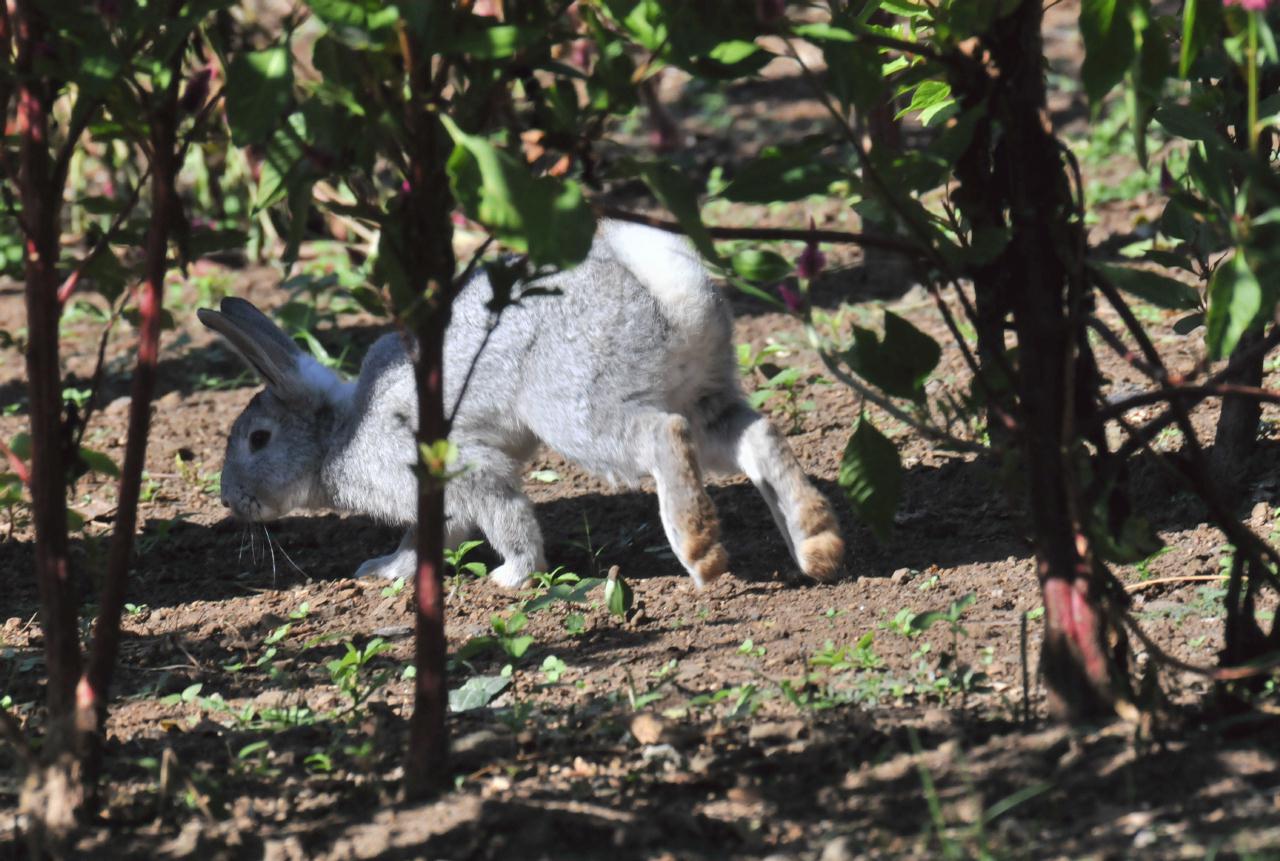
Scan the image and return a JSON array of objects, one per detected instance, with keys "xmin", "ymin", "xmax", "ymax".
[
  {"xmin": 595, "ymin": 205, "xmax": 923, "ymax": 255},
  {"xmin": 1119, "ymin": 609, "xmax": 1280, "ymax": 681},
  {"xmin": 51, "ymin": 98, "xmax": 104, "ymax": 194},
  {"xmin": 1086, "ymin": 315, "xmax": 1163, "ymax": 381},
  {"xmin": 1125, "ymin": 574, "xmax": 1225, "ymax": 593},
  {"xmin": 1096, "ymin": 382, "xmax": 1280, "ymax": 425},
  {"xmin": 58, "ymin": 162, "xmax": 153, "ymax": 306},
  {"xmin": 841, "ymin": 28, "xmax": 950, "ymax": 64},
  {"xmin": 1094, "ymin": 270, "xmax": 1280, "ymax": 581},
  {"xmin": 71, "ymin": 289, "xmax": 131, "ymax": 452}
]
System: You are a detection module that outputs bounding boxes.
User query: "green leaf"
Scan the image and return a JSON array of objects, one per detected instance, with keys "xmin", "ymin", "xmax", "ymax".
[
  {"xmin": 1206, "ymin": 252, "xmax": 1266, "ymax": 359},
  {"xmin": 1153, "ymin": 104, "xmax": 1219, "ymax": 141},
  {"xmin": 791, "ymin": 23, "xmax": 856, "ymax": 42},
  {"xmin": 1093, "ymin": 263, "xmax": 1199, "ymax": 311},
  {"xmin": 8, "ymin": 433, "xmax": 31, "ymax": 461},
  {"xmin": 605, "ymin": 570, "xmax": 633, "ymax": 618},
  {"xmin": 838, "ymin": 416, "xmax": 901, "ymax": 541},
  {"xmin": 1179, "ymin": 0, "xmax": 1222, "ymax": 77},
  {"xmin": 896, "ymin": 81, "xmax": 954, "ymax": 127},
  {"xmin": 308, "ymin": 0, "xmax": 400, "ymax": 45},
  {"xmin": 1172, "ymin": 311, "xmax": 1205, "ymax": 334},
  {"xmin": 1080, "ymin": 0, "xmax": 1135, "ymax": 106},
  {"xmin": 452, "ymin": 23, "xmax": 540, "ymax": 59},
  {"xmin": 720, "ymin": 144, "xmax": 843, "ymax": 203},
  {"xmin": 845, "ymin": 310, "xmax": 941, "ymax": 401},
  {"xmin": 707, "ymin": 40, "xmax": 761, "ymax": 65},
  {"xmin": 78, "ymin": 447, "xmax": 120, "ymax": 478},
  {"xmin": 225, "ymin": 45, "xmax": 293, "ymax": 146},
  {"xmin": 822, "ymin": 39, "xmax": 885, "ymax": 114},
  {"xmin": 442, "ymin": 115, "xmax": 594, "ymax": 269},
  {"xmin": 448, "ymin": 675, "xmax": 510, "ymax": 712},
  {"xmin": 730, "ymin": 249, "xmax": 792, "ymax": 283},
  {"xmin": 504, "ymin": 635, "xmax": 534, "ymax": 660}
]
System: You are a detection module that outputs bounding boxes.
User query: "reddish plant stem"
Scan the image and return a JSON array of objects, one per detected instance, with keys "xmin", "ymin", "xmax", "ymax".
[
  {"xmin": 15, "ymin": 1, "xmax": 81, "ymax": 724},
  {"xmin": 77, "ymin": 61, "xmax": 183, "ymax": 787},
  {"xmin": 994, "ymin": 1, "xmax": 1119, "ymax": 719},
  {"xmin": 402, "ymin": 27, "xmax": 455, "ymax": 801}
]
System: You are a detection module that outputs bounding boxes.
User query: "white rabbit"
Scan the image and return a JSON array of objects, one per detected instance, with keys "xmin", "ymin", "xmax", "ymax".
[{"xmin": 198, "ymin": 221, "xmax": 844, "ymax": 589}]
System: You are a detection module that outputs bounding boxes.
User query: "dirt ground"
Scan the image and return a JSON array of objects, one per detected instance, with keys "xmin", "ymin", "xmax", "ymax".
[{"xmin": 5, "ymin": 6, "xmax": 1280, "ymax": 860}]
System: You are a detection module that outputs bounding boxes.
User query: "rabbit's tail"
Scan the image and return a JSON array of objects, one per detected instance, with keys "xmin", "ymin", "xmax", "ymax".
[{"xmin": 599, "ymin": 220, "xmax": 722, "ymax": 336}]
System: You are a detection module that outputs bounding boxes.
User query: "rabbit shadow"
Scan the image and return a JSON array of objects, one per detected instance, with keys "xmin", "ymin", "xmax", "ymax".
[{"xmin": 4, "ymin": 434, "xmax": 1269, "ymax": 628}]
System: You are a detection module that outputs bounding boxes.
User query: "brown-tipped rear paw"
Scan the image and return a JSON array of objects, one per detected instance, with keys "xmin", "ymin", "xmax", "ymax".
[
  {"xmin": 799, "ymin": 530, "xmax": 845, "ymax": 581},
  {"xmin": 692, "ymin": 542, "xmax": 730, "ymax": 588}
]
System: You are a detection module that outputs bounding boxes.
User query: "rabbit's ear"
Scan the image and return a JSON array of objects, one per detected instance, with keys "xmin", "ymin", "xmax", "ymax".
[{"xmin": 197, "ymin": 299, "xmax": 307, "ymax": 399}]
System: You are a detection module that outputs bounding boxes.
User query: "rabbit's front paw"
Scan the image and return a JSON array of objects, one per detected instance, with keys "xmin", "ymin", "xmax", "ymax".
[
  {"xmin": 490, "ymin": 561, "xmax": 531, "ymax": 590},
  {"xmin": 355, "ymin": 550, "xmax": 415, "ymax": 581}
]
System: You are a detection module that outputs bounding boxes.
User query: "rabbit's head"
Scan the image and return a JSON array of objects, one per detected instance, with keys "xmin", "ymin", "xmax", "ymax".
[{"xmin": 198, "ymin": 298, "xmax": 350, "ymax": 522}]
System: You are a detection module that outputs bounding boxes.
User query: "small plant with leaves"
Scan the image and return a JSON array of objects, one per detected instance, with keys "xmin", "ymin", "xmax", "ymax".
[
  {"xmin": 737, "ymin": 342, "xmax": 829, "ymax": 434},
  {"xmin": 327, "ymin": 637, "xmax": 395, "ymax": 716}
]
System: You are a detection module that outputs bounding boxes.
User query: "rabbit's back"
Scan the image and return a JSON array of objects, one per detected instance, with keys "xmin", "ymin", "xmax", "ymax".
[{"xmin": 446, "ymin": 224, "xmax": 734, "ymax": 482}]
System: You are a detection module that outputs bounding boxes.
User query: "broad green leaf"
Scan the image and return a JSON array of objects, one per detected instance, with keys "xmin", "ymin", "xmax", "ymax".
[
  {"xmin": 707, "ymin": 40, "xmax": 761, "ymax": 65},
  {"xmin": 1080, "ymin": 0, "xmax": 1135, "ymax": 106},
  {"xmin": 730, "ymin": 249, "xmax": 792, "ymax": 283},
  {"xmin": 1186, "ymin": 144, "xmax": 1234, "ymax": 213},
  {"xmin": 308, "ymin": 0, "xmax": 400, "ymax": 46},
  {"xmin": 823, "ymin": 39, "xmax": 885, "ymax": 113},
  {"xmin": 9, "ymin": 433, "xmax": 31, "ymax": 461},
  {"xmin": 720, "ymin": 144, "xmax": 844, "ymax": 203},
  {"xmin": 452, "ymin": 23, "xmax": 540, "ymax": 59},
  {"xmin": 1153, "ymin": 104, "xmax": 1219, "ymax": 141},
  {"xmin": 896, "ymin": 81, "xmax": 954, "ymax": 127},
  {"xmin": 225, "ymin": 45, "xmax": 293, "ymax": 146},
  {"xmin": 1173, "ymin": 312, "xmax": 1204, "ymax": 334},
  {"xmin": 838, "ymin": 416, "xmax": 901, "ymax": 541},
  {"xmin": 1179, "ymin": 0, "xmax": 1222, "ymax": 77},
  {"xmin": 1093, "ymin": 263, "xmax": 1199, "ymax": 311},
  {"xmin": 845, "ymin": 310, "xmax": 941, "ymax": 401},
  {"xmin": 442, "ymin": 116, "xmax": 594, "ymax": 269},
  {"xmin": 792, "ymin": 23, "xmax": 856, "ymax": 42},
  {"xmin": 448, "ymin": 675, "xmax": 510, "ymax": 712},
  {"xmin": 78, "ymin": 447, "xmax": 120, "ymax": 478},
  {"xmin": 1205, "ymin": 252, "xmax": 1266, "ymax": 359}
]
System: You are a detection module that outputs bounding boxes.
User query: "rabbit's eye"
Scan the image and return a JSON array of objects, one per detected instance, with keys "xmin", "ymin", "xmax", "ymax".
[{"xmin": 249, "ymin": 429, "xmax": 271, "ymax": 451}]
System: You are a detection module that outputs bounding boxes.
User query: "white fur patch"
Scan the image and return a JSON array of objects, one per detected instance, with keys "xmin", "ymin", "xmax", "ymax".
[
  {"xmin": 296, "ymin": 354, "xmax": 356, "ymax": 406},
  {"xmin": 600, "ymin": 221, "xmax": 715, "ymax": 334}
]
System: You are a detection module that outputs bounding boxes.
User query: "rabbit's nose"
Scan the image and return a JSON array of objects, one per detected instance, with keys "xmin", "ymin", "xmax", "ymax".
[{"xmin": 219, "ymin": 495, "xmax": 230, "ymax": 509}]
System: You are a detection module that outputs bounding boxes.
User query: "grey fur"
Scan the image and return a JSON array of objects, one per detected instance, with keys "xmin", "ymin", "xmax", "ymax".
[{"xmin": 200, "ymin": 221, "xmax": 845, "ymax": 589}]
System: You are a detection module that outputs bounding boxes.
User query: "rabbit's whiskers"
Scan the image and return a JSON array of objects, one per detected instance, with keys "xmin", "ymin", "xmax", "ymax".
[
  {"xmin": 236, "ymin": 523, "xmax": 249, "ymax": 564},
  {"xmin": 261, "ymin": 523, "xmax": 278, "ymax": 582},
  {"xmin": 261, "ymin": 524, "xmax": 311, "ymax": 579}
]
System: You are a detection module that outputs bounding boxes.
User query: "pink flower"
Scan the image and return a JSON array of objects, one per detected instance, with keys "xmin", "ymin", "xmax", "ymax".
[
  {"xmin": 778, "ymin": 283, "xmax": 803, "ymax": 313},
  {"xmin": 796, "ymin": 218, "xmax": 826, "ymax": 279},
  {"xmin": 1226, "ymin": 0, "xmax": 1271, "ymax": 9}
]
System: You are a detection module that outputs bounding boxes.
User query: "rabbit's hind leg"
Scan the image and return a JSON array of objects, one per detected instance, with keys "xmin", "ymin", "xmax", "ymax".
[
  {"xmin": 448, "ymin": 444, "xmax": 545, "ymax": 590},
  {"xmin": 700, "ymin": 401, "xmax": 844, "ymax": 581},
  {"xmin": 634, "ymin": 411, "xmax": 730, "ymax": 588},
  {"xmin": 355, "ymin": 528, "xmax": 417, "ymax": 580}
]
